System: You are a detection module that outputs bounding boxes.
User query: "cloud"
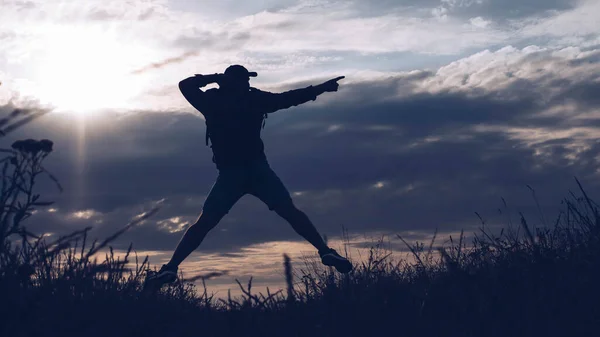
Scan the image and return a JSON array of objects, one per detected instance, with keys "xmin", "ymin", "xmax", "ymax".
[
  {"xmin": 6, "ymin": 0, "xmax": 171, "ymax": 22},
  {"xmin": 280, "ymin": 0, "xmax": 578, "ymax": 22},
  {"xmin": 440, "ymin": 0, "xmax": 576, "ymax": 21},
  {"xmin": 517, "ymin": 0, "xmax": 600, "ymax": 44},
  {"xmin": 130, "ymin": 51, "xmax": 200, "ymax": 75},
  {"xmin": 170, "ymin": 9, "xmax": 508, "ymax": 55},
  {"xmin": 86, "ymin": 3, "xmax": 165, "ymax": 22},
  {"xmin": 3, "ymin": 0, "xmax": 597, "ymax": 116},
  {"xmin": 156, "ymin": 216, "xmax": 192, "ymax": 233},
  {"xmin": 418, "ymin": 45, "xmax": 600, "ymax": 97},
  {"xmin": 69, "ymin": 209, "xmax": 102, "ymax": 220},
  {"xmin": 470, "ymin": 16, "xmax": 491, "ymax": 28},
  {"xmin": 172, "ymin": 30, "xmax": 252, "ymax": 51}
]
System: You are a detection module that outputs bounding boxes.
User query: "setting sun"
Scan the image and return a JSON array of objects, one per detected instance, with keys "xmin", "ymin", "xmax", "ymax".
[{"xmin": 27, "ymin": 26, "xmax": 148, "ymax": 115}]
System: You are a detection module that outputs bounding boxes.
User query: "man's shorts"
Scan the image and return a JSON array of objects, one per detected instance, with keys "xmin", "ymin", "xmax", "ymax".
[{"xmin": 202, "ymin": 159, "xmax": 293, "ymax": 217}]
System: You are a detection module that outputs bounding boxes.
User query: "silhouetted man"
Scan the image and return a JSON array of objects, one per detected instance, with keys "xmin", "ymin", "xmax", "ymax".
[{"xmin": 145, "ymin": 65, "xmax": 351, "ymax": 289}]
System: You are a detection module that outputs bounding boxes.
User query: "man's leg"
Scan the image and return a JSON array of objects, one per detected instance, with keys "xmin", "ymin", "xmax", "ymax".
[
  {"xmin": 253, "ymin": 170, "xmax": 353, "ymax": 273},
  {"xmin": 273, "ymin": 202, "xmax": 329, "ymax": 252},
  {"xmin": 275, "ymin": 202, "xmax": 353, "ymax": 273},
  {"xmin": 248, "ymin": 160, "xmax": 353, "ymax": 273},
  {"xmin": 166, "ymin": 170, "xmax": 246, "ymax": 269},
  {"xmin": 248, "ymin": 161, "xmax": 328, "ymax": 252},
  {"xmin": 165, "ymin": 211, "xmax": 225, "ymax": 268}
]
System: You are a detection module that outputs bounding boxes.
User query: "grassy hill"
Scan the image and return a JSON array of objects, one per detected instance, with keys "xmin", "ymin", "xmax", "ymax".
[{"xmin": 1, "ymin": 128, "xmax": 599, "ymax": 337}]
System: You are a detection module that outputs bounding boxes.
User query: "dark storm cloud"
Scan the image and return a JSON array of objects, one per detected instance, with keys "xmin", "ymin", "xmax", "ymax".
[{"xmin": 3, "ymin": 45, "xmax": 600, "ymax": 254}]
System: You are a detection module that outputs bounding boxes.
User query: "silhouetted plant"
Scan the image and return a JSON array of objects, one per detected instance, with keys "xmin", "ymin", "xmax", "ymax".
[{"xmin": 0, "ymin": 138, "xmax": 61, "ymax": 246}]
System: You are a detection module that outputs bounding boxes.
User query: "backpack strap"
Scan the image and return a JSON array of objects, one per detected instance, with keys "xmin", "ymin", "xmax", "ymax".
[{"xmin": 205, "ymin": 121, "xmax": 216, "ymax": 163}]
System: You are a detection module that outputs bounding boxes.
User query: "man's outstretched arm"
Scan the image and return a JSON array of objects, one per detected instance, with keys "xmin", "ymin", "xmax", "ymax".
[
  {"xmin": 179, "ymin": 73, "xmax": 222, "ymax": 113},
  {"xmin": 260, "ymin": 76, "xmax": 345, "ymax": 113}
]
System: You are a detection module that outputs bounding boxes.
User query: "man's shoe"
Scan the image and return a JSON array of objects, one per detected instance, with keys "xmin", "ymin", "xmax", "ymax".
[
  {"xmin": 144, "ymin": 264, "xmax": 178, "ymax": 291},
  {"xmin": 319, "ymin": 248, "xmax": 353, "ymax": 273}
]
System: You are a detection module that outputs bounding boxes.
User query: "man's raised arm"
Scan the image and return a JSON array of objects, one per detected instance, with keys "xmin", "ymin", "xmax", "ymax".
[
  {"xmin": 179, "ymin": 73, "xmax": 222, "ymax": 113},
  {"xmin": 258, "ymin": 76, "xmax": 345, "ymax": 113}
]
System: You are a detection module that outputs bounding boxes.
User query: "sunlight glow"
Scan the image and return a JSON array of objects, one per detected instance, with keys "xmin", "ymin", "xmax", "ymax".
[{"xmin": 28, "ymin": 26, "xmax": 149, "ymax": 115}]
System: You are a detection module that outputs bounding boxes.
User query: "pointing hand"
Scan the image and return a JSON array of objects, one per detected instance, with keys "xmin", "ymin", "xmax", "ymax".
[{"xmin": 320, "ymin": 76, "xmax": 345, "ymax": 92}]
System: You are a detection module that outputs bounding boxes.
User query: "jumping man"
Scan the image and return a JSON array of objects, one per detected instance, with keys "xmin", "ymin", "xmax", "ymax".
[{"xmin": 145, "ymin": 65, "xmax": 352, "ymax": 289}]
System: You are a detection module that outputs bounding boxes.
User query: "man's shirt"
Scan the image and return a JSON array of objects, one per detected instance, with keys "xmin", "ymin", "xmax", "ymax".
[{"xmin": 179, "ymin": 76, "xmax": 321, "ymax": 170}]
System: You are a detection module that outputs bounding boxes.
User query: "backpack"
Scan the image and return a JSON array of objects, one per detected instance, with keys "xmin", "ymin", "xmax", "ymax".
[
  {"xmin": 204, "ymin": 113, "xmax": 268, "ymax": 147},
  {"xmin": 204, "ymin": 112, "xmax": 268, "ymax": 163},
  {"xmin": 205, "ymin": 88, "xmax": 268, "ymax": 148}
]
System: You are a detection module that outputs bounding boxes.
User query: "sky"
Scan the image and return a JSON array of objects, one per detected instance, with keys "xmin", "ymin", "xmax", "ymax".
[{"xmin": 1, "ymin": 0, "xmax": 600, "ymax": 299}]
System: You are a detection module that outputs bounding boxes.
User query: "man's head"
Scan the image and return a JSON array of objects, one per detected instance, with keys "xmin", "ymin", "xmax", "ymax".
[{"xmin": 220, "ymin": 64, "xmax": 257, "ymax": 94}]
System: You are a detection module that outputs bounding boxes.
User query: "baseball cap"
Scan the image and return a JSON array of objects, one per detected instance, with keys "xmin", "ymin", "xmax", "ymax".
[{"xmin": 224, "ymin": 64, "xmax": 258, "ymax": 78}]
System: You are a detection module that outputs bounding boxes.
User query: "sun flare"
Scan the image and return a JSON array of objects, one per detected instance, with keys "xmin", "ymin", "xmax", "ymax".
[{"xmin": 30, "ymin": 26, "xmax": 148, "ymax": 115}]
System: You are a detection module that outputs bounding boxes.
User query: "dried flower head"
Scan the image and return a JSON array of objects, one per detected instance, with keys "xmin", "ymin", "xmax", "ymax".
[
  {"xmin": 39, "ymin": 139, "xmax": 53, "ymax": 153},
  {"xmin": 11, "ymin": 139, "xmax": 54, "ymax": 154}
]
